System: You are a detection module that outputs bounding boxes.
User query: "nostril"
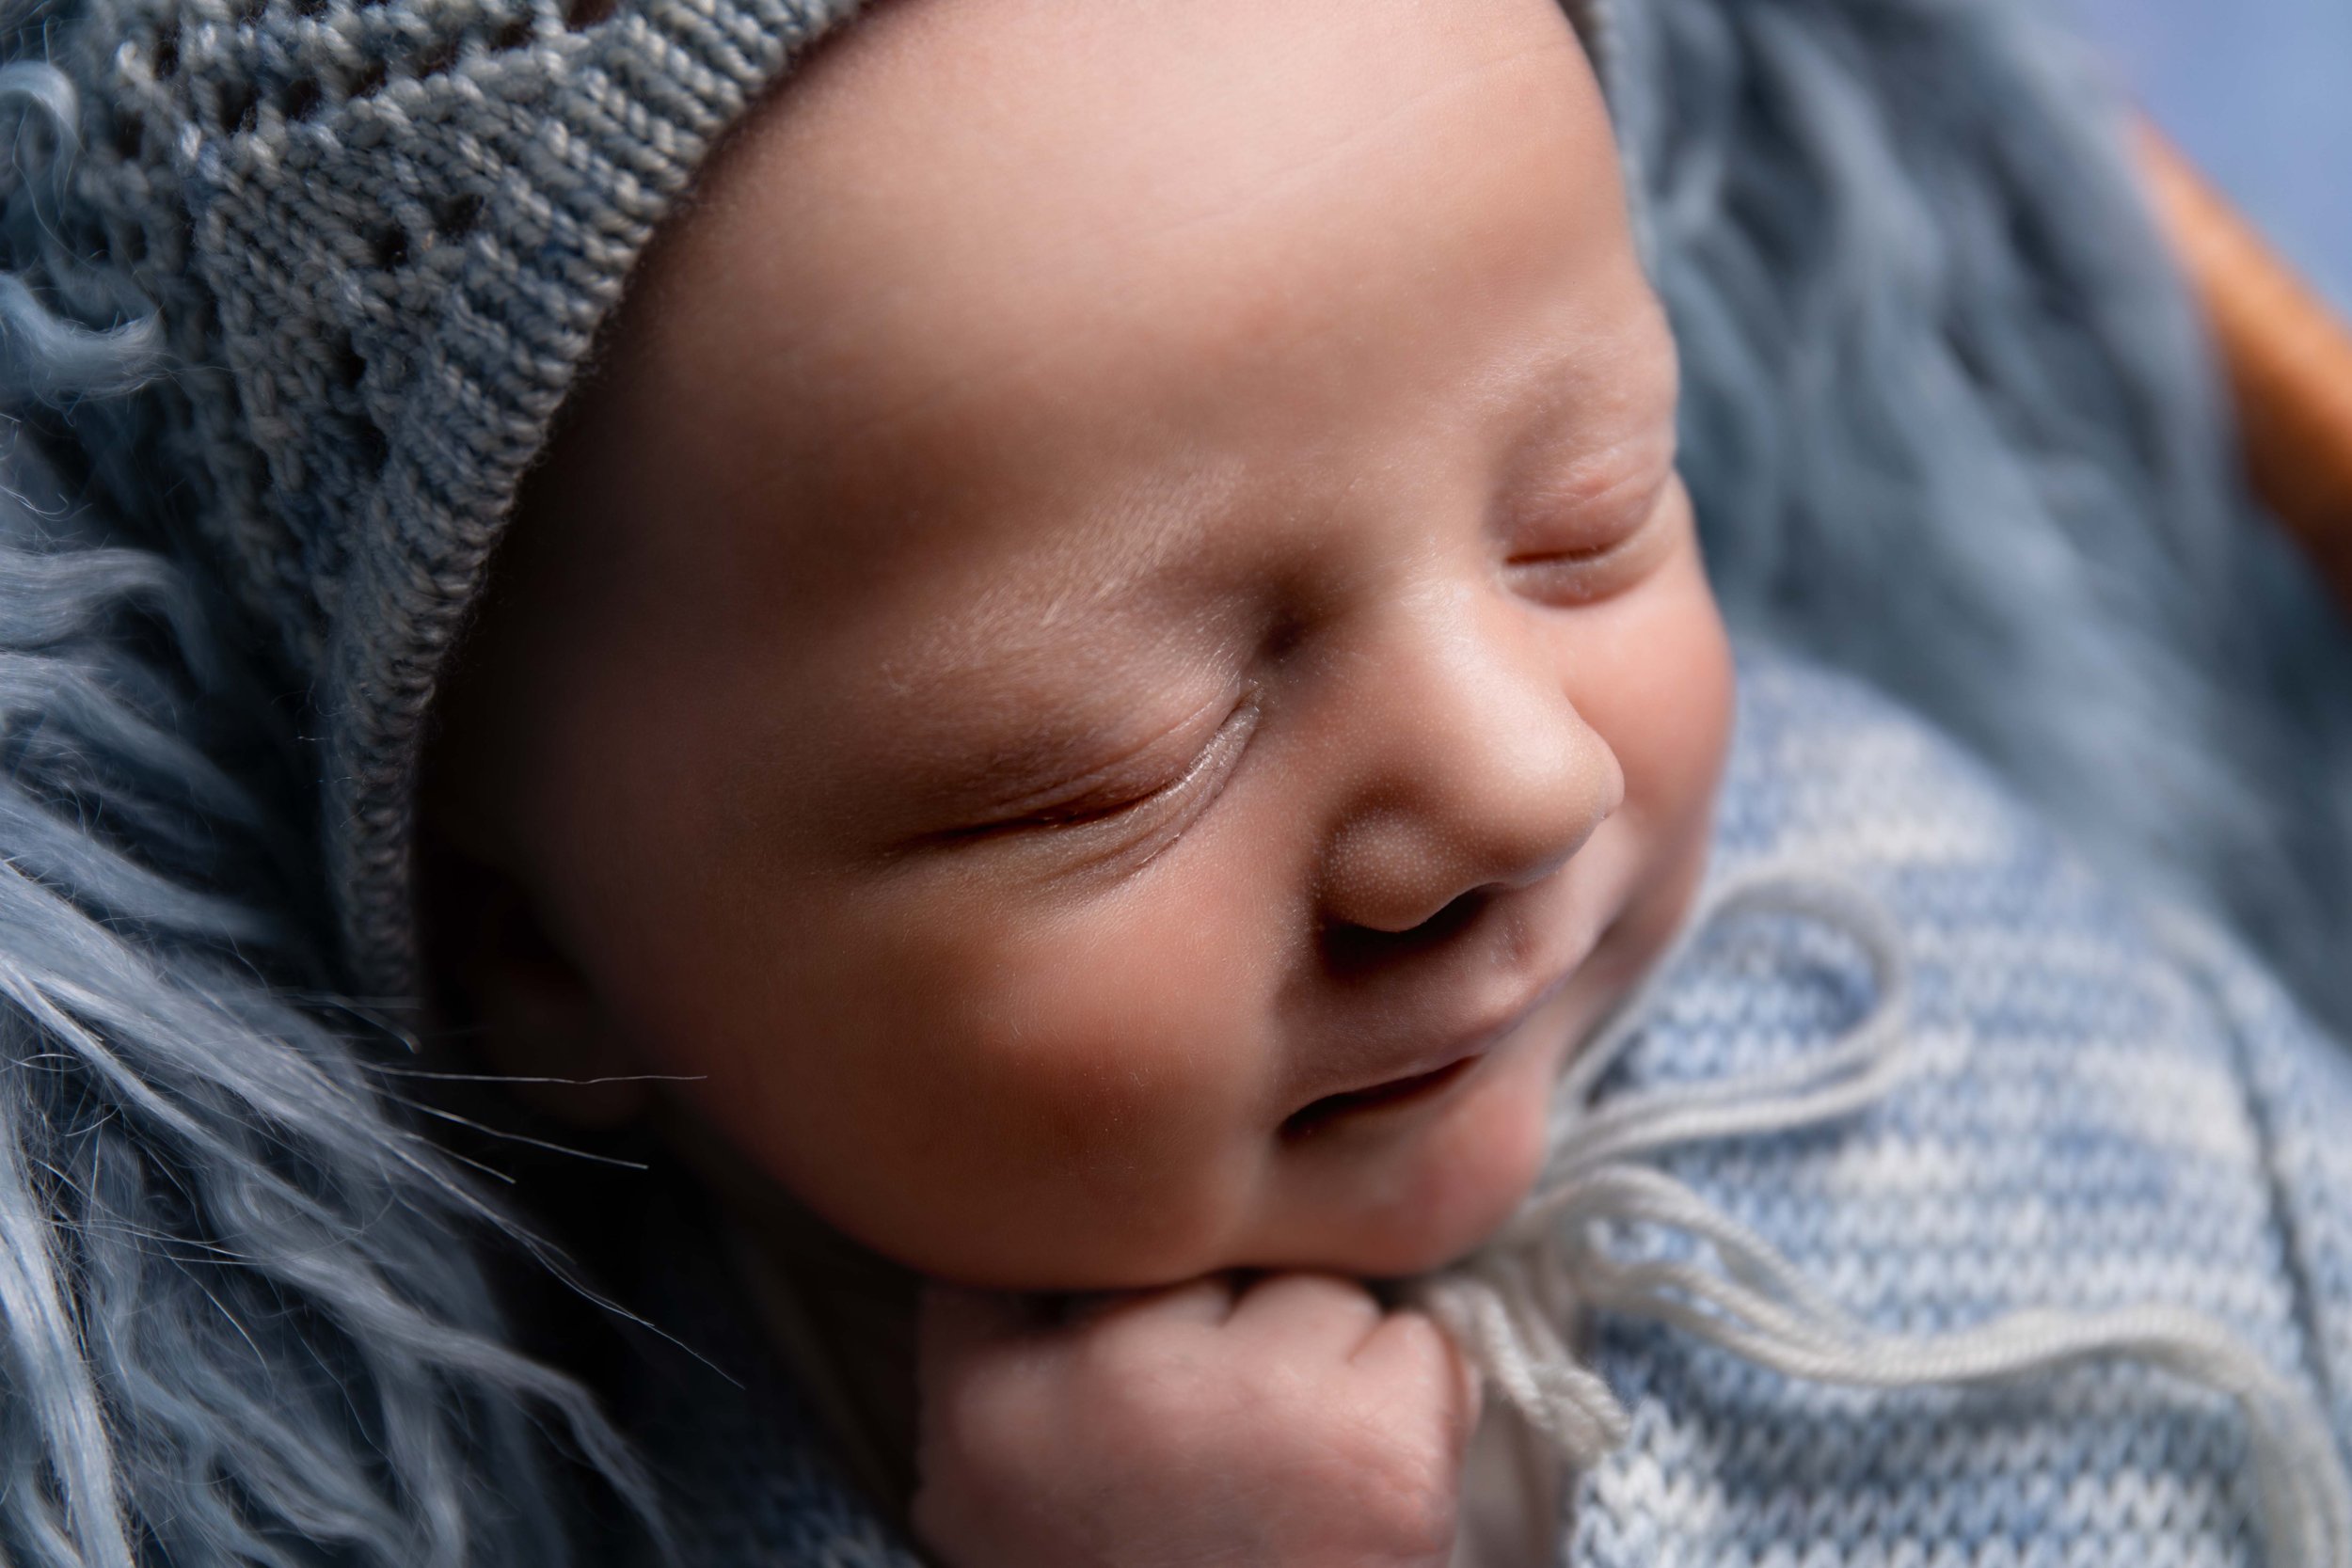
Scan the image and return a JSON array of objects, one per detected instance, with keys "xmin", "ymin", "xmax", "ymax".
[{"xmin": 1321, "ymin": 885, "xmax": 1490, "ymax": 978}]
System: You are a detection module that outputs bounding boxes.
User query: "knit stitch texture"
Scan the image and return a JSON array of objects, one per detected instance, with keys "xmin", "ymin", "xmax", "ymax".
[{"xmin": 8, "ymin": 0, "xmax": 867, "ymax": 985}]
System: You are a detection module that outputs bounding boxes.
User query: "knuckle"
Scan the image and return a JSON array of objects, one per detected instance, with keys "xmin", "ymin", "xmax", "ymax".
[
  {"xmin": 1070, "ymin": 1313, "xmax": 1178, "ymax": 1386},
  {"xmin": 1258, "ymin": 1271, "xmax": 1378, "ymax": 1325},
  {"xmin": 1382, "ymin": 1307, "xmax": 1451, "ymax": 1362},
  {"xmin": 1280, "ymin": 1271, "xmax": 1368, "ymax": 1307},
  {"xmin": 1377, "ymin": 1315, "xmax": 1476, "ymax": 1425}
]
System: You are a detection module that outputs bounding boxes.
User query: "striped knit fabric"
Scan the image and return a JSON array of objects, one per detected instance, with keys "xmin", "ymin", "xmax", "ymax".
[
  {"xmin": 1570, "ymin": 652, "xmax": 2333, "ymax": 1565},
  {"xmin": 622, "ymin": 649, "xmax": 2352, "ymax": 1566}
]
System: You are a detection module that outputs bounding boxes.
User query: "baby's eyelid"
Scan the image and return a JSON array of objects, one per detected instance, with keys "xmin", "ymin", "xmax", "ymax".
[
  {"xmin": 1502, "ymin": 470, "xmax": 1678, "ymax": 599},
  {"xmin": 1504, "ymin": 455, "xmax": 1671, "ymax": 548},
  {"xmin": 1041, "ymin": 701, "xmax": 1259, "ymax": 850},
  {"xmin": 956, "ymin": 689, "xmax": 1262, "ymax": 842}
]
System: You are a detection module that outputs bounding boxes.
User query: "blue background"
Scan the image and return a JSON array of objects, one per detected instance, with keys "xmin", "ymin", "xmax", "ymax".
[{"xmin": 2068, "ymin": 0, "xmax": 2352, "ymax": 313}]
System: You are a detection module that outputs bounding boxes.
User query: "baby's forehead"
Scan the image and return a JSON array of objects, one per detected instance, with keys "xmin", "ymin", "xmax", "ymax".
[
  {"xmin": 707, "ymin": 0, "xmax": 1597, "ymax": 271},
  {"xmin": 529, "ymin": 0, "xmax": 1663, "ymax": 736},
  {"xmin": 599, "ymin": 0, "xmax": 1614, "ymax": 494}
]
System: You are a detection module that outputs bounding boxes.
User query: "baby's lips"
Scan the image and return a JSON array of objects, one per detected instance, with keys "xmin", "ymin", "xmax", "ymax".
[
  {"xmin": 1279, "ymin": 1053, "xmax": 1486, "ymax": 1136},
  {"xmin": 1282, "ymin": 968, "xmax": 1573, "ymax": 1134}
]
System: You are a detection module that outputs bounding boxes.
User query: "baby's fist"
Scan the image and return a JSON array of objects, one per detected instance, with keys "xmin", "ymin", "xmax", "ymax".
[{"xmin": 912, "ymin": 1273, "xmax": 1479, "ymax": 1568}]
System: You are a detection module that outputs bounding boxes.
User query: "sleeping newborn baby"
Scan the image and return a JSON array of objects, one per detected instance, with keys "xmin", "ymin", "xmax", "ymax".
[
  {"xmin": 422, "ymin": 0, "xmax": 1731, "ymax": 1559},
  {"xmin": 433, "ymin": 0, "xmax": 1725, "ymax": 1285},
  {"xmin": 11, "ymin": 0, "xmax": 2346, "ymax": 1560},
  {"xmin": 410, "ymin": 1, "xmax": 2352, "ymax": 1563}
]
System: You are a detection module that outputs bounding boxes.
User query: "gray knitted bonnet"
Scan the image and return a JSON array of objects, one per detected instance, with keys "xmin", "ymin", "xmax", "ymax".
[{"xmin": 3, "ymin": 0, "xmax": 1613, "ymax": 992}]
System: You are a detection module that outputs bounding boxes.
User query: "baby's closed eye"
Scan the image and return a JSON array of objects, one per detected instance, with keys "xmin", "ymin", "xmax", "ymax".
[
  {"xmin": 1503, "ymin": 461, "xmax": 1685, "ymax": 607},
  {"xmin": 1492, "ymin": 370, "xmax": 1683, "ymax": 606},
  {"xmin": 917, "ymin": 687, "xmax": 1263, "ymax": 871}
]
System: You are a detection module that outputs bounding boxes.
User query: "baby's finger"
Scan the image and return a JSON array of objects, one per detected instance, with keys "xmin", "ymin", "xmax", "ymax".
[
  {"xmin": 1353, "ymin": 1307, "xmax": 1484, "ymax": 1445},
  {"xmin": 1071, "ymin": 1273, "xmax": 1236, "ymax": 1336},
  {"xmin": 1226, "ymin": 1271, "xmax": 1383, "ymax": 1356}
]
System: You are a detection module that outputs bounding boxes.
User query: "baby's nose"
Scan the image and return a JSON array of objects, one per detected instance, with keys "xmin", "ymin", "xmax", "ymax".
[{"xmin": 1313, "ymin": 604, "xmax": 1623, "ymax": 942}]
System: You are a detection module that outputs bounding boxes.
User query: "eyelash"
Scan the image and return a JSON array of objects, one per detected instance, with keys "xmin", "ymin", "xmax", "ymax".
[
  {"xmin": 1503, "ymin": 477, "xmax": 1674, "ymax": 605},
  {"xmin": 967, "ymin": 694, "xmax": 1261, "ymax": 866}
]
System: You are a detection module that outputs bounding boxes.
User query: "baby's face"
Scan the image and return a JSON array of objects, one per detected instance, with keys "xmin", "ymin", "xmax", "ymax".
[{"xmin": 432, "ymin": 0, "xmax": 1732, "ymax": 1289}]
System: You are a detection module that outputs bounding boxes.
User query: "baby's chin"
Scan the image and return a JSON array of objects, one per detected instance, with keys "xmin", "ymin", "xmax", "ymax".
[
  {"xmin": 1275, "ymin": 837, "xmax": 1717, "ymax": 1280},
  {"xmin": 1245, "ymin": 984, "xmax": 1585, "ymax": 1280}
]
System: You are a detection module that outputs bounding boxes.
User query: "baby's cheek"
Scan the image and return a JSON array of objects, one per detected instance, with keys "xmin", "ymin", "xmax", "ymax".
[
  {"xmin": 691, "ymin": 867, "xmax": 1286, "ymax": 1290},
  {"xmin": 1566, "ymin": 531, "xmax": 1734, "ymax": 843},
  {"xmin": 929, "ymin": 908, "xmax": 1282, "ymax": 1280}
]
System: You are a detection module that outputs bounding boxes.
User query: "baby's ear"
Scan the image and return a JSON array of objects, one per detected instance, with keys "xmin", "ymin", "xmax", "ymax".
[{"xmin": 418, "ymin": 832, "xmax": 652, "ymax": 1130}]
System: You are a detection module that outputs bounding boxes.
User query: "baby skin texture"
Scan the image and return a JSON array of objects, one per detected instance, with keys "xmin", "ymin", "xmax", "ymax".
[{"xmin": 424, "ymin": 0, "xmax": 1734, "ymax": 1560}]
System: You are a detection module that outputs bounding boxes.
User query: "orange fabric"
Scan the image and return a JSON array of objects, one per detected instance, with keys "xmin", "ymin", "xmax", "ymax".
[{"xmin": 2134, "ymin": 122, "xmax": 2352, "ymax": 605}]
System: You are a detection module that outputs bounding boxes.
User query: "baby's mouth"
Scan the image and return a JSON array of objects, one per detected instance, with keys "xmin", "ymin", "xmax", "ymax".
[
  {"xmin": 1280, "ymin": 931, "xmax": 1596, "ymax": 1141},
  {"xmin": 1279, "ymin": 1053, "xmax": 1483, "ymax": 1138}
]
